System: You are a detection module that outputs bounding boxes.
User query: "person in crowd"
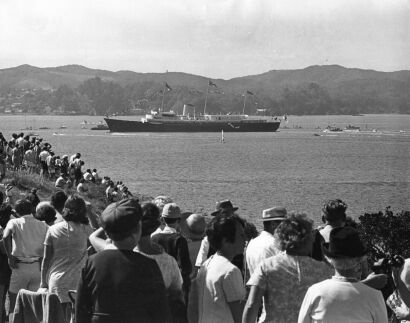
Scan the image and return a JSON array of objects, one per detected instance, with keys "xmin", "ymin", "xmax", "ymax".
[
  {"xmin": 121, "ymin": 186, "xmax": 133, "ymax": 199},
  {"xmin": 151, "ymin": 203, "xmax": 192, "ymax": 304},
  {"xmin": 74, "ymin": 159, "xmax": 84, "ymax": 186},
  {"xmin": 77, "ymin": 178, "xmax": 88, "ymax": 194},
  {"xmin": 76, "ymin": 198, "xmax": 170, "ymax": 323},
  {"xmin": 38, "ymin": 147, "xmax": 50, "ymax": 180},
  {"xmin": 26, "ymin": 188, "xmax": 40, "ymax": 214},
  {"xmin": 11, "ymin": 144, "xmax": 22, "ymax": 171},
  {"xmin": 298, "ymin": 226, "xmax": 388, "ymax": 323},
  {"xmin": 319, "ymin": 199, "xmax": 347, "ymax": 243},
  {"xmin": 388, "ymin": 258, "xmax": 410, "ymax": 321},
  {"xmin": 5, "ymin": 184, "xmax": 15, "ymax": 205},
  {"xmin": 83, "ymin": 169, "xmax": 93, "ymax": 182},
  {"xmin": 60, "ymin": 155, "xmax": 69, "ymax": 175},
  {"xmin": 0, "ymin": 204, "xmax": 12, "ymax": 323},
  {"xmin": 246, "ymin": 206, "xmax": 287, "ymax": 277},
  {"xmin": 195, "ymin": 200, "xmax": 239, "ymax": 271},
  {"xmin": 40, "ymin": 195, "xmax": 94, "ymax": 319},
  {"xmin": 180, "ymin": 213, "xmax": 207, "ymax": 275},
  {"xmin": 188, "ymin": 213, "xmax": 247, "ymax": 323},
  {"xmin": 46, "ymin": 151, "xmax": 56, "ymax": 179},
  {"xmin": 242, "ymin": 213, "xmax": 333, "ymax": 323},
  {"xmin": 2, "ymin": 199, "xmax": 48, "ymax": 320},
  {"xmin": 69, "ymin": 152, "xmax": 81, "ymax": 163},
  {"xmin": 32, "ymin": 141, "xmax": 41, "ymax": 172},
  {"xmin": 0, "ymin": 144, "xmax": 6, "ymax": 182},
  {"xmin": 91, "ymin": 169, "xmax": 99, "ymax": 183},
  {"xmin": 89, "ymin": 202, "xmax": 185, "ymax": 322},
  {"xmin": 35, "ymin": 201, "xmax": 57, "ymax": 226},
  {"xmin": 105, "ymin": 181, "xmax": 115, "ymax": 203},
  {"xmin": 23, "ymin": 147, "xmax": 36, "ymax": 174},
  {"xmin": 55, "ymin": 172, "xmax": 68, "ymax": 189},
  {"xmin": 50, "ymin": 191, "xmax": 67, "ymax": 224}
]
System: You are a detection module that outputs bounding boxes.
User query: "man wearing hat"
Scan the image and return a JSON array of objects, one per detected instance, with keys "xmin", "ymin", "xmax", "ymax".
[
  {"xmin": 151, "ymin": 202, "xmax": 192, "ymax": 304},
  {"xmin": 246, "ymin": 206, "xmax": 287, "ymax": 276},
  {"xmin": 76, "ymin": 199, "xmax": 170, "ymax": 323},
  {"xmin": 298, "ymin": 226, "xmax": 388, "ymax": 322}
]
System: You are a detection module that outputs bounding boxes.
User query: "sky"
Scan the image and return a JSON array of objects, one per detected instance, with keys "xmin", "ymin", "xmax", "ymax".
[{"xmin": 0, "ymin": 0, "xmax": 409, "ymax": 79}]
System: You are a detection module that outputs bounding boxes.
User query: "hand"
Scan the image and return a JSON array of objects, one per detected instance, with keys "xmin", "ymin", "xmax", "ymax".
[{"xmin": 8, "ymin": 255, "xmax": 19, "ymax": 269}]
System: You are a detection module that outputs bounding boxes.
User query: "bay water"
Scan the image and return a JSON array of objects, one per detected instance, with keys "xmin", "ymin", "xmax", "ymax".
[{"xmin": 1, "ymin": 114, "xmax": 409, "ymax": 229}]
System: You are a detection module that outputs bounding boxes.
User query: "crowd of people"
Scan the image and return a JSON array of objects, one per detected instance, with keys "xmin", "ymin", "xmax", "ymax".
[{"xmin": 0, "ymin": 131, "xmax": 409, "ymax": 323}]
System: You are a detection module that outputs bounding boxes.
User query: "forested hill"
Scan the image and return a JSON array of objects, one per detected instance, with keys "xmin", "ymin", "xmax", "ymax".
[{"xmin": 0, "ymin": 64, "xmax": 409, "ymax": 115}]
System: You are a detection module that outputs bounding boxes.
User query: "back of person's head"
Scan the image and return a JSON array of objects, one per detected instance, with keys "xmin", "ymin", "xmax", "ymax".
[
  {"xmin": 14, "ymin": 199, "xmax": 33, "ymax": 216},
  {"xmin": 206, "ymin": 213, "xmax": 245, "ymax": 251},
  {"xmin": 141, "ymin": 202, "xmax": 161, "ymax": 237},
  {"xmin": 35, "ymin": 201, "xmax": 56, "ymax": 225},
  {"xmin": 0, "ymin": 204, "xmax": 13, "ymax": 228},
  {"xmin": 322, "ymin": 199, "xmax": 347, "ymax": 224},
  {"xmin": 86, "ymin": 169, "xmax": 91, "ymax": 173},
  {"xmin": 51, "ymin": 191, "xmax": 68, "ymax": 212},
  {"xmin": 92, "ymin": 169, "xmax": 97, "ymax": 172},
  {"xmin": 26, "ymin": 189, "xmax": 40, "ymax": 211},
  {"xmin": 274, "ymin": 213, "xmax": 313, "ymax": 254},
  {"xmin": 63, "ymin": 194, "xmax": 88, "ymax": 224},
  {"xmin": 101, "ymin": 198, "xmax": 142, "ymax": 241},
  {"xmin": 76, "ymin": 153, "xmax": 81, "ymax": 158}
]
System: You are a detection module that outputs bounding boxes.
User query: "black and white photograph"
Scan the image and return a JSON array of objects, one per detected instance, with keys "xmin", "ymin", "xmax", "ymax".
[{"xmin": 0, "ymin": 0, "xmax": 409, "ymax": 322}]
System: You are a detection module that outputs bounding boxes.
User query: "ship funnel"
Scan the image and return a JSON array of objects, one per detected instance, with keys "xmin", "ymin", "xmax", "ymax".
[{"xmin": 183, "ymin": 104, "xmax": 186, "ymax": 116}]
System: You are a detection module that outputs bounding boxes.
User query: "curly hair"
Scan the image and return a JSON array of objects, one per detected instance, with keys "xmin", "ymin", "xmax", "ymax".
[{"xmin": 274, "ymin": 213, "xmax": 313, "ymax": 253}]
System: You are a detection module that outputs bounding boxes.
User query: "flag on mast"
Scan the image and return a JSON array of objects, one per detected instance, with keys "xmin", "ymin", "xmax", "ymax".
[
  {"xmin": 165, "ymin": 82, "xmax": 172, "ymax": 91},
  {"xmin": 246, "ymin": 90, "xmax": 254, "ymax": 95},
  {"xmin": 208, "ymin": 80, "xmax": 218, "ymax": 87}
]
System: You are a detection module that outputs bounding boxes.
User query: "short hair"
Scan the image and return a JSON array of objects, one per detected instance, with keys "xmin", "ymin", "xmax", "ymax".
[
  {"xmin": 35, "ymin": 202, "xmax": 56, "ymax": 224},
  {"xmin": 322, "ymin": 199, "xmax": 347, "ymax": 222},
  {"xmin": 206, "ymin": 214, "xmax": 245, "ymax": 251},
  {"xmin": 63, "ymin": 195, "xmax": 88, "ymax": 224},
  {"xmin": 274, "ymin": 213, "xmax": 313, "ymax": 253},
  {"xmin": 141, "ymin": 203, "xmax": 161, "ymax": 237},
  {"xmin": 14, "ymin": 199, "xmax": 33, "ymax": 216},
  {"xmin": 263, "ymin": 220, "xmax": 282, "ymax": 232},
  {"xmin": 51, "ymin": 191, "xmax": 68, "ymax": 211}
]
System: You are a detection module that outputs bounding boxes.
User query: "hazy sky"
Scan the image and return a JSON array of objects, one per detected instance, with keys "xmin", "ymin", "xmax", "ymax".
[{"xmin": 1, "ymin": 0, "xmax": 409, "ymax": 78}]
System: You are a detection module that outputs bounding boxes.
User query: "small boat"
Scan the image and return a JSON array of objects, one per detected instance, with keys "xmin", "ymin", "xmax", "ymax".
[
  {"xmin": 81, "ymin": 120, "xmax": 88, "ymax": 125},
  {"xmin": 59, "ymin": 125, "xmax": 67, "ymax": 129},
  {"xmin": 39, "ymin": 127, "xmax": 50, "ymax": 130},
  {"xmin": 323, "ymin": 125, "xmax": 343, "ymax": 133},
  {"xmin": 344, "ymin": 125, "xmax": 360, "ymax": 132},
  {"xmin": 90, "ymin": 122, "xmax": 109, "ymax": 130}
]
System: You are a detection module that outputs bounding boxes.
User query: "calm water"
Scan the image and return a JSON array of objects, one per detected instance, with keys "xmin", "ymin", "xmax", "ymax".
[{"xmin": 1, "ymin": 114, "xmax": 409, "ymax": 228}]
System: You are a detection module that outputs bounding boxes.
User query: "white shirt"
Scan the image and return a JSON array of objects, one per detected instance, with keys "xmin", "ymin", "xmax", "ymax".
[
  {"xmin": 298, "ymin": 278, "xmax": 388, "ymax": 323},
  {"xmin": 191, "ymin": 254, "xmax": 246, "ymax": 323},
  {"xmin": 195, "ymin": 236, "xmax": 210, "ymax": 267},
  {"xmin": 39, "ymin": 150, "xmax": 50, "ymax": 162},
  {"xmin": 246, "ymin": 230, "xmax": 279, "ymax": 276},
  {"xmin": 6, "ymin": 214, "xmax": 48, "ymax": 261}
]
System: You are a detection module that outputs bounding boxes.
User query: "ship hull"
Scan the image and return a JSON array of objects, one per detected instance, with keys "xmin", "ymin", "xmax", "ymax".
[{"xmin": 104, "ymin": 118, "xmax": 281, "ymax": 132}]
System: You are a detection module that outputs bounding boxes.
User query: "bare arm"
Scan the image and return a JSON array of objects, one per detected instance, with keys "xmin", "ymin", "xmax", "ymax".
[
  {"xmin": 242, "ymin": 285, "xmax": 263, "ymax": 323},
  {"xmin": 88, "ymin": 227, "xmax": 109, "ymax": 252},
  {"xmin": 40, "ymin": 244, "xmax": 54, "ymax": 289},
  {"xmin": 2, "ymin": 227, "xmax": 18, "ymax": 269}
]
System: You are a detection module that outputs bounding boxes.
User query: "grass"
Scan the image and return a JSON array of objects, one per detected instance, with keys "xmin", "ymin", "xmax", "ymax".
[{"xmin": 1, "ymin": 170, "xmax": 152, "ymax": 215}]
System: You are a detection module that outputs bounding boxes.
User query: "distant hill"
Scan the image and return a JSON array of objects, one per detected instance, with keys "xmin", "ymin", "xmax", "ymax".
[{"xmin": 0, "ymin": 64, "xmax": 409, "ymax": 115}]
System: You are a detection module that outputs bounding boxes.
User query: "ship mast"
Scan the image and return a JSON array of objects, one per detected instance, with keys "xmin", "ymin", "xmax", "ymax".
[
  {"xmin": 242, "ymin": 92, "xmax": 247, "ymax": 115},
  {"xmin": 160, "ymin": 83, "xmax": 166, "ymax": 112},
  {"xmin": 203, "ymin": 82, "xmax": 210, "ymax": 115}
]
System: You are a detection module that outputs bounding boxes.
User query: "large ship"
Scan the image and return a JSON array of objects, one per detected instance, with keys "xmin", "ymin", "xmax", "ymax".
[
  {"xmin": 104, "ymin": 80, "xmax": 281, "ymax": 132},
  {"xmin": 104, "ymin": 111, "xmax": 281, "ymax": 132}
]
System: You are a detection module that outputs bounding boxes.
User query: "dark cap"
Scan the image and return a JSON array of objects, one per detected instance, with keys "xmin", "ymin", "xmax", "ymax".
[
  {"xmin": 323, "ymin": 226, "xmax": 367, "ymax": 258},
  {"xmin": 101, "ymin": 198, "xmax": 142, "ymax": 235},
  {"xmin": 211, "ymin": 199, "xmax": 238, "ymax": 216}
]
